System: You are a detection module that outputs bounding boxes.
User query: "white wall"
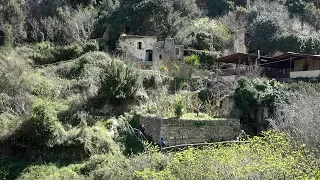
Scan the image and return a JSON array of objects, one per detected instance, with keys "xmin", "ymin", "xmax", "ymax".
[{"xmin": 290, "ymin": 70, "xmax": 320, "ymax": 78}]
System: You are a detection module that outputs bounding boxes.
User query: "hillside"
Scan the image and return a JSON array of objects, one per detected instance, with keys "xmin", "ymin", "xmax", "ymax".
[{"xmin": 1, "ymin": 0, "xmax": 320, "ymax": 179}]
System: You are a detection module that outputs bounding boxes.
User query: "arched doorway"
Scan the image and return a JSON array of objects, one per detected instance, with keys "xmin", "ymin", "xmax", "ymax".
[{"xmin": 146, "ymin": 49, "xmax": 153, "ymax": 61}]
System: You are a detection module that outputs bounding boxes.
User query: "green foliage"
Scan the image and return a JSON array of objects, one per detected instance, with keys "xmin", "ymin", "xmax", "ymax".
[
  {"xmin": 207, "ymin": 0, "xmax": 233, "ymax": 17},
  {"xmin": 285, "ymin": 0, "xmax": 306, "ymax": 17},
  {"xmin": 0, "ymin": 51, "xmax": 33, "ymax": 116},
  {"xmin": 141, "ymin": 70, "xmax": 167, "ymax": 90},
  {"xmin": 17, "ymin": 165, "xmax": 83, "ymax": 180},
  {"xmin": 0, "ymin": 157, "xmax": 30, "ymax": 180},
  {"xmin": 18, "ymin": 99, "xmax": 68, "ymax": 148},
  {"xmin": 30, "ymin": 73, "xmax": 60, "ymax": 99},
  {"xmin": 71, "ymin": 52, "xmax": 140, "ymax": 108},
  {"xmin": 246, "ymin": 17, "xmax": 280, "ymax": 55},
  {"xmin": 11, "ymin": 97, "xmax": 119, "ymax": 160},
  {"xmin": 0, "ymin": 0, "xmax": 26, "ymax": 45},
  {"xmin": 100, "ymin": 0, "xmax": 200, "ymax": 50},
  {"xmin": 172, "ymin": 63, "xmax": 180, "ymax": 77},
  {"xmin": 233, "ymin": 0, "xmax": 248, "ymax": 7},
  {"xmin": 2, "ymin": 24, "xmax": 13, "ymax": 48},
  {"xmin": 0, "ymin": 113, "xmax": 20, "ymax": 139},
  {"xmin": 185, "ymin": 54, "xmax": 200, "ymax": 68},
  {"xmin": 176, "ymin": 18, "xmax": 232, "ymax": 51},
  {"xmin": 91, "ymin": 59, "xmax": 140, "ymax": 107},
  {"xmin": 31, "ymin": 41, "xmax": 99, "ymax": 64},
  {"xmin": 77, "ymin": 149, "xmax": 168, "ymax": 179},
  {"xmin": 136, "ymin": 131, "xmax": 318, "ymax": 179},
  {"xmin": 174, "ymin": 98, "xmax": 185, "ymax": 118},
  {"xmin": 185, "ymin": 49, "xmax": 220, "ymax": 68},
  {"xmin": 234, "ymin": 78, "xmax": 284, "ymax": 118}
]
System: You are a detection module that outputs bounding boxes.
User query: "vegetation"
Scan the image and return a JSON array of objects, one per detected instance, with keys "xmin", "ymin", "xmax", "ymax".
[{"xmin": 2, "ymin": 0, "xmax": 320, "ymax": 179}]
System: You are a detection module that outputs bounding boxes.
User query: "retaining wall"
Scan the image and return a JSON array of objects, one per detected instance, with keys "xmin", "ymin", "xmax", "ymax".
[{"xmin": 140, "ymin": 116, "xmax": 240, "ymax": 146}]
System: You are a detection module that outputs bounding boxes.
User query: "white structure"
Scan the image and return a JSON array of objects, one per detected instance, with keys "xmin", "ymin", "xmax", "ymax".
[
  {"xmin": 119, "ymin": 35, "xmax": 184, "ymax": 62},
  {"xmin": 290, "ymin": 70, "xmax": 320, "ymax": 78}
]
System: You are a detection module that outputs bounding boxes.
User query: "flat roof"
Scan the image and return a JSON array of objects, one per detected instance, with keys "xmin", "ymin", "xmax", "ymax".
[
  {"xmin": 268, "ymin": 52, "xmax": 320, "ymax": 61},
  {"xmin": 120, "ymin": 34, "xmax": 157, "ymax": 39},
  {"xmin": 217, "ymin": 52, "xmax": 320, "ymax": 67},
  {"xmin": 216, "ymin": 53, "xmax": 259, "ymax": 64}
]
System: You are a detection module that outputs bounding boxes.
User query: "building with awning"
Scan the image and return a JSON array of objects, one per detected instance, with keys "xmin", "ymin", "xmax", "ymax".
[{"xmin": 216, "ymin": 52, "xmax": 320, "ymax": 79}]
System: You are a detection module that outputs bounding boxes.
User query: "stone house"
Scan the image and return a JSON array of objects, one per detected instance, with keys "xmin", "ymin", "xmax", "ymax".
[{"xmin": 119, "ymin": 34, "xmax": 184, "ymax": 62}]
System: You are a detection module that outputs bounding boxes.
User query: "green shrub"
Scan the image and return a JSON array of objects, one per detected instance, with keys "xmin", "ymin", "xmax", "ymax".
[
  {"xmin": 77, "ymin": 147, "xmax": 168, "ymax": 180},
  {"xmin": 0, "ymin": 157, "xmax": 30, "ymax": 180},
  {"xmin": 18, "ymin": 99, "xmax": 67, "ymax": 148},
  {"xmin": 185, "ymin": 49, "xmax": 220, "ymax": 68},
  {"xmin": 53, "ymin": 43, "xmax": 84, "ymax": 61},
  {"xmin": 31, "ymin": 42, "xmax": 56, "ymax": 64},
  {"xmin": 2, "ymin": 24, "xmax": 14, "ymax": 49},
  {"xmin": 91, "ymin": 59, "xmax": 140, "ymax": 107},
  {"xmin": 234, "ymin": 78, "xmax": 284, "ymax": 118},
  {"xmin": 136, "ymin": 131, "xmax": 318, "ymax": 179},
  {"xmin": 174, "ymin": 98, "xmax": 185, "ymax": 118},
  {"xmin": 185, "ymin": 54, "xmax": 200, "ymax": 68},
  {"xmin": 31, "ymin": 41, "xmax": 100, "ymax": 64},
  {"xmin": 30, "ymin": 73, "xmax": 60, "ymax": 99},
  {"xmin": 141, "ymin": 70, "xmax": 167, "ymax": 90},
  {"xmin": 17, "ymin": 165, "xmax": 83, "ymax": 180},
  {"xmin": 71, "ymin": 124, "xmax": 119, "ymax": 155},
  {"xmin": 83, "ymin": 40, "xmax": 99, "ymax": 52},
  {"xmin": 0, "ymin": 113, "xmax": 21, "ymax": 139}
]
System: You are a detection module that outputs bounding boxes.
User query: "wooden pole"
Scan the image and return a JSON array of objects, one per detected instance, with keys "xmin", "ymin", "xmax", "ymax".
[
  {"xmin": 313, "ymin": 58, "xmax": 315, "ymax": 70},
  {"xmin": 289, "ymin": 57, "xmax": 292, "ymax": 72},
  {"xmin": 238, "ymin": 55, "xmax": 241, "ymax": 75}
]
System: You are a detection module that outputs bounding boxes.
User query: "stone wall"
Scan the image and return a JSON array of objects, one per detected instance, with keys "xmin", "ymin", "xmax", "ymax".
[{"xmin": 140, "ymin": 116, "xmax": 240, "ymax": 146}]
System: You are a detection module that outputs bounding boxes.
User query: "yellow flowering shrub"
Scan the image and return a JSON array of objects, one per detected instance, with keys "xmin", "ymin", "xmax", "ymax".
[{"xmin": 136, "ymin": 131, "xmax": 318, "ymax": 180}]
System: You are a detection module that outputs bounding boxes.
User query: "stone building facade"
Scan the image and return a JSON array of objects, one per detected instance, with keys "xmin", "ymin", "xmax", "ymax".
[
  {"xmin": 140, "ymin": 116, "xmax": 240, "ymax": 146},
  {"xmin": 119, "ymin": 35, "xmax": 184, "ymax": 62}
]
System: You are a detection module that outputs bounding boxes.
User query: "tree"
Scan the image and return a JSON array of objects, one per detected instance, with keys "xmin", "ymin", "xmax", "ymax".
[
  {"xmin": 99, "ymin": 0, "xmax": 200, "ymax": 50},
  {"xmin": 246, "ymin": 17, "xmax": 280, "ymax": 55},
  {"xmin": 207, "ymin": 0, "xmax": 232, "ymax": 18},
  {"xmin": 0, "ymin": 0, "xmax": 26, "ymax": 45},
  {"xmin": 285, "ymin": 0, "xmax": 306, "ymax": 17},
  {"xmin": 175, "ymin": 18, "xmax": 232, "ymax": 51}
]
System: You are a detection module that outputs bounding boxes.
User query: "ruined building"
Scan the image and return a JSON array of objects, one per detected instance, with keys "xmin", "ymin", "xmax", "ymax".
[{"xmin": 119, "ymin": 34, "xmax": 184, "ymax": 62}]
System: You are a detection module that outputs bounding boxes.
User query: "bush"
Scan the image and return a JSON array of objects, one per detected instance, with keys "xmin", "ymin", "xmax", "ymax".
[
  {"xmin": 0, "ymin": 113, "xmax": 21, "ymax": 140},
  {"xmin": 53, "ymin": 43, "xmax": 84, "ymax": 61},
  {"xmin": 31, "ymin": 41, "xmax": 100, "ymax": 64},
  {"xmin": 69, "ymin": 52, "xmax": 141, "ymax": 109},
  {"xmin": 77, "ymin": 147, "xmax": 168, "ymax": 180},
  {"xmin": 16, "ymin": 99, "xmax": 68, "ymax": 148},
  {"xmin": 246, "ymin": 17, "xmax": 280, "ymax": 55},
  {"xmin": 89, "ymin": 59, "xmax": 140, "ymax": 107},
  {"xmin": 184, "ymin": 49, "xmax": 220, "ymax": 68},
  {"xmin": 136, "ymin": 131, "xmax": 318, "ymax": 179},
  {"xmin": 175, "ymin": 18, "xmax": 232, "ymax": 51},
  {"xmin": 234, "ymin": 78, "xmax": 284, "ymax": 118},
  {"xmin": 30, "ymin": 73, "xmax": 60, "ymax": 99},
  {"xmin": 141, "ymin": 70, "xmax": 168, "ymax": 90},
  {"xmin": 17, "ymin": 165, "xmax": 83, "ymax": 180},
  {"xmin": 174, "ymin": 98, "xmax": 185, "ymax": 118},
  {"xmin": 185, "ymin": 54, "xmax": 200, "ymax": 68},
  {"xmin": 83, "ymin": 40, "xmax": 99, "ymax": 52},
  {"xmin": 207, "ymin": 0, "xmax": 232, "ymax": 18}
]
